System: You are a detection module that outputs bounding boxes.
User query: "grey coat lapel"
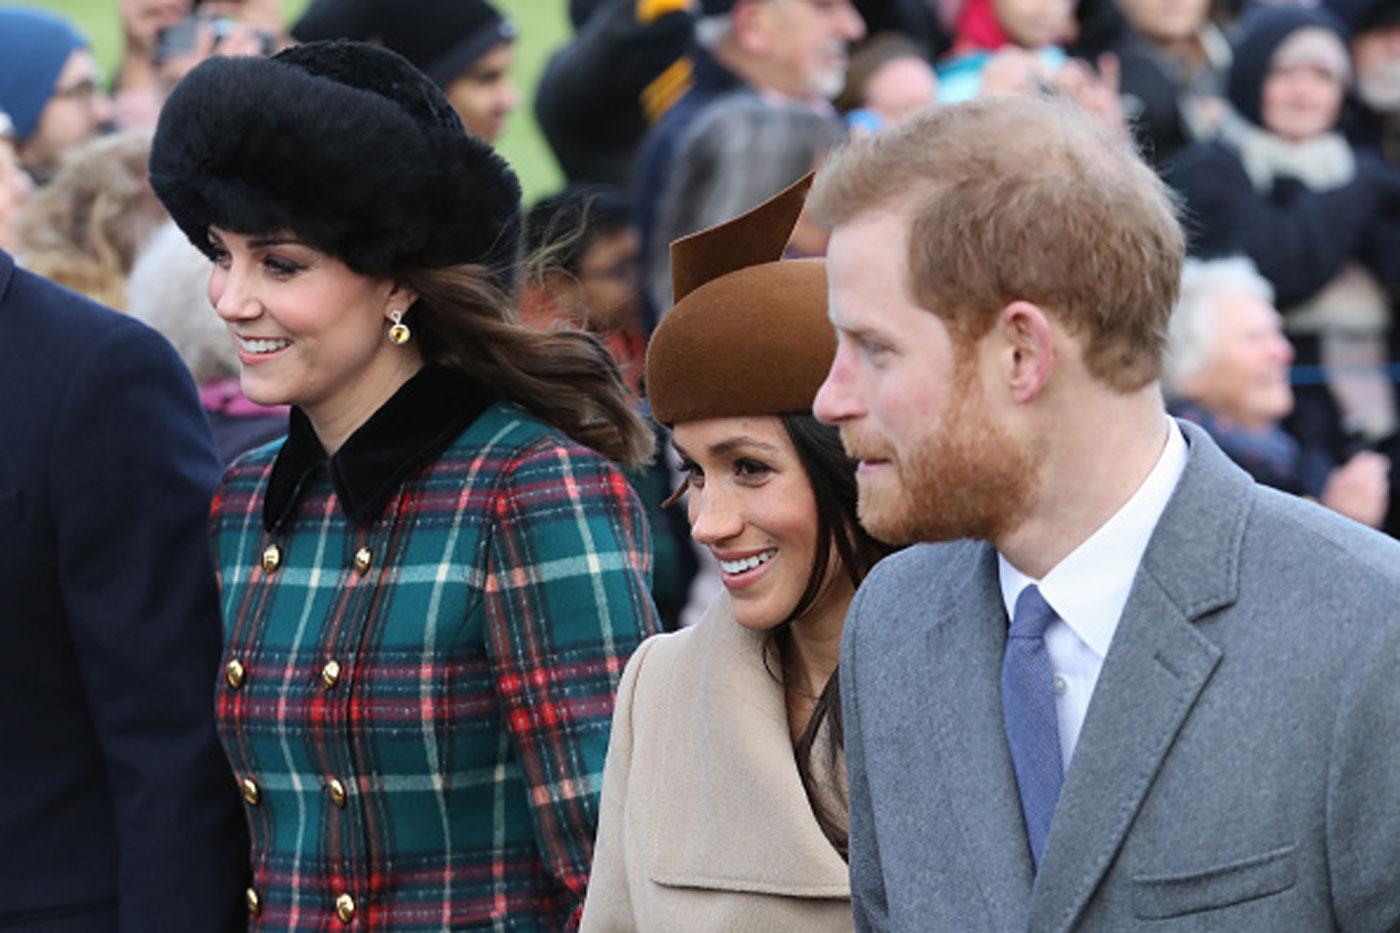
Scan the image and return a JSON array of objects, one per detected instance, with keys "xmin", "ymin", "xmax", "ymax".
[
  {"xmin": 1028, "ymin": 422, "xmax": 1250, "ymax": 931},
  {"xmin": 929, "ymin": 543, "xmax": 1035, "ymax": 928}
]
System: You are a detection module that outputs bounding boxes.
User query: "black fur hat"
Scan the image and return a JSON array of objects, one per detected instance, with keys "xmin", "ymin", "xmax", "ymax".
[{"xmin": 150, "ymin": 40, "xmax": 522, "ymax": 286}]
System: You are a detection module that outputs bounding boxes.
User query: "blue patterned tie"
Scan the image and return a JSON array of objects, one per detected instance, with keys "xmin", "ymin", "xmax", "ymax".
[{"xmin": 1002, "ymin": 584, "xmax": 1064, "ymax": 870}]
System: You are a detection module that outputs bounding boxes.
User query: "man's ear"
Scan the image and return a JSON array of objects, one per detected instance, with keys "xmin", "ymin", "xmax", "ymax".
[
  {"xmin": 731, "ymin": 0, "xmax": 772, "ymax": 55},
  {"xmin": 997, "ymin": 300, "xmax": 1055, "ymax": 404}
]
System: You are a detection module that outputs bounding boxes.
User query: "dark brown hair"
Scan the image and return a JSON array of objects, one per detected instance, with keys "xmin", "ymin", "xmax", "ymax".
[
  {"xmin": 771, "ymin": 413, "xmax": 892, "ymax": 860},
  {"xmin": 398, "ymin": 263, "xmax": 654, "ymax": 467}
]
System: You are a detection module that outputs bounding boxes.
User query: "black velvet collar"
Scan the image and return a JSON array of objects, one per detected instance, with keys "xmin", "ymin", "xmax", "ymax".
[{"xmin": 263, "ymin": 366, "xmax": 495, "ymax": 531}]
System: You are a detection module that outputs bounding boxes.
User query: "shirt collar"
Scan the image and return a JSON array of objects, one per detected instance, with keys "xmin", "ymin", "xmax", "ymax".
[
  {"xmin": 263, "ymin": 366, "xmax": 495, "ymax": 532},
  {"xmin": 998, "ymin": 418, "xmax": 1188, "ymax": 658}
]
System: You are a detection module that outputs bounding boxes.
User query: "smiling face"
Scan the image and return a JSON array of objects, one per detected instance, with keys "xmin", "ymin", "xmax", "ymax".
[
  {"xmin": 813, "ymin": 210, "xmax": 1040, "ymax": 545},
  {"xmin": 673, "ymin": 415, "xmax": 849, "ymax": 631},
  {"xmin": 207, "ymin": 227, "xmax": 421, "ymax": 446},
  {"xmin": 1261, "ymin": 62, "xmax": 1345, "ymax": 142},
  {"xmin": 1179, "ymin": 291, "xmax": 1294, "ymax": 430}
]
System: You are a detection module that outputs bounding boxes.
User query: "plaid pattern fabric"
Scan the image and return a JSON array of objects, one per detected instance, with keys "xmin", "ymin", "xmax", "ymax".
[{"xmin": 212, "ymin": 401, "xmax": 658, "ymax": 931}]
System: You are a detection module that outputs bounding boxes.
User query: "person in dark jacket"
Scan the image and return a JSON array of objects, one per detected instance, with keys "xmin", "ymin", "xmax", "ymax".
[
  {"xmin": 1112, "ymin": 0, "xmax": 1232, "ymax": 168},
  {"xmin": 0, "ymin": 246, "xmax": 249, "ymax": 930},
  {"xmin": 1170, "ymin": 4, "xmax": 1400, "ymax": 534},
  {"xmin": 535, "ymin": 0, "xmax": 696, "ymax": 188},
  {"xmin": 1329, "ymin": 0, "xmax": 1400, "ymax": 162},
  {"xmin": 293, "ymin": 0, "xmax": 519, "ymax": 141},
  {"xmin": 149, "ymin": 41, "xmax": 659, "ymax": 928},
  {"xmin": 632, "ymin": 0, "xmax": 864, "ymax": 333}
]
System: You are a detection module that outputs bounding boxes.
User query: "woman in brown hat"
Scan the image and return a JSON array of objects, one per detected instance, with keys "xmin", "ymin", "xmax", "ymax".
[{"xmin": 580, "ymin": 177, "xmax": 892, "ymax": 931}]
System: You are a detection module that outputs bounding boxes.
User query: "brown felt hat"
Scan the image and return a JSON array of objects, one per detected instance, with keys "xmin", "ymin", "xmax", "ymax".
[{"xmin": 646, "ymin": 173, "xmax": 834, "ymax": 426}]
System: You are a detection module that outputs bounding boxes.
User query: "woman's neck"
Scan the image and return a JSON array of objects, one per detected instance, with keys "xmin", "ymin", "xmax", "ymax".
[
  {"xmin": 782, "ymin": 574, "xmax": 855, "ymax": 742},
  {"xmin": 306, "ymin": 353, "xmax": 424, "ymax": 456}
]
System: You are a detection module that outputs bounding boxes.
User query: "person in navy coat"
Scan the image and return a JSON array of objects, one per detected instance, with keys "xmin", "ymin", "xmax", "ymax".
[{"xmin": 0, "ymin": 248, "xmax": 248, "ymax": 931}]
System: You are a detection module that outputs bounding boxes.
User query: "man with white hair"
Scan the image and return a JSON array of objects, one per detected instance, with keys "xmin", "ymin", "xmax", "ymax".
[
  {"xmin": 633, "ymin": 0, "xmax": 865, "ymax": 330},
  {"xmin": 1165, "ymin": 256, "xmax": 1391, "ymax": 527},
  {"xmin": 1330, "ymin": 0, "xmax": 1400, "ymax": 160}
]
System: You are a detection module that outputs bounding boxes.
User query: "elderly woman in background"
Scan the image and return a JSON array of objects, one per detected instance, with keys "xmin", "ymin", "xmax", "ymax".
[
  {"xmin": 1166, "ymin": 257, "xmax": 1390, "ymax": 527},
  {"xmin": 1170, "ymin": 5, "xmax": 1400, "ymax": 535},
  {"xmin": 126, "ymin": 221, "xmax": 287, "ymax": 464},
  {"xmin": 16, "ymin": 131, "xmax": 167, "ymax": 309}
]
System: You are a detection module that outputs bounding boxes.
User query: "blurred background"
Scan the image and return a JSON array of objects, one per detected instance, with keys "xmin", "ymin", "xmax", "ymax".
[{"xmin": 12, "ymin": 0, "xmax": 571, "ymax": 199}]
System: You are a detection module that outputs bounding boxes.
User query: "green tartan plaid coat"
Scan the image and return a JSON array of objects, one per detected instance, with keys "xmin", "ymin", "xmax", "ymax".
[{"xmin": 211, "ymin": 368, "xmax": 659, "ymax": 930}]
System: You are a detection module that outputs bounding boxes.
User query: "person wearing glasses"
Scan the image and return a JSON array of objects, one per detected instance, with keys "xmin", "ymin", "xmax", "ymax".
[{"xmin": 0, "ymin": 8, "xmax": 113, "ymax": 185}]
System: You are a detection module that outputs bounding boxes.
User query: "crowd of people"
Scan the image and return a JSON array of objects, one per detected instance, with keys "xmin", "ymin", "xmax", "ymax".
[{"xmin": 1, "ymin": 0, "xmax": 1398, "ymax": 929}]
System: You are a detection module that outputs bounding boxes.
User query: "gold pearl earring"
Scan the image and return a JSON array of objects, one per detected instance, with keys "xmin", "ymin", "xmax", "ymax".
[{"xmin": 387, "ymin": 309, "xmax": 410, "ymax": 345}]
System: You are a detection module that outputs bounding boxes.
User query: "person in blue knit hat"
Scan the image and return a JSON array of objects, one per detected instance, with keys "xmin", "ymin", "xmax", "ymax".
[{"xmin": 0, "ymin": 7, "xmax": 111, "ymax": 184}]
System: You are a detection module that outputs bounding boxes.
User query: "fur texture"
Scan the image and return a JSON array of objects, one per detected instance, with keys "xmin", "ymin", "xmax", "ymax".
[{"xmin": 149, "ymin": 41, "xmax": 521, "ymax": 286}]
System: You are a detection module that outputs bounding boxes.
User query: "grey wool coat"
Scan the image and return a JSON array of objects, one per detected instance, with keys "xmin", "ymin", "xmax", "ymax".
[
  {"xmin": 841, "ymin": 419, "xmax": 1400, "ymax": 931},
  {"xmin": 581, "ymin": 596, "xmax": 853, "ymax": 932}
]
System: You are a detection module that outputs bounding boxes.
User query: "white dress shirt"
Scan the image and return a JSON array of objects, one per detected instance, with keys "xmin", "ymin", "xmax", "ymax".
[{"xmin": 998, "ymin": 419, "xmax": 1187, "ymax": 773}]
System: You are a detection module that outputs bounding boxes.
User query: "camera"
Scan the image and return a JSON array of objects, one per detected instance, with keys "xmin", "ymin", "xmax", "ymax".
[{"xmin": 155, "ymin": 13, "xmax": 274, "ymax": 64}]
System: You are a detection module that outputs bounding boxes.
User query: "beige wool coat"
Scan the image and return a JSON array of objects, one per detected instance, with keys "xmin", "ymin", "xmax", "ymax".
[{"xmin": 580, "ymin": 597, "xmax": 853, "ymax": 932}]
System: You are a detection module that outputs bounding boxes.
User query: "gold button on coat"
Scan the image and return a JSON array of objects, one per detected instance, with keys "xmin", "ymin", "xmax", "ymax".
[
  {"xmin": 353, "ymin": 546, "xmax": 372, "ymax": 574},
  {"xmin": 261, "ymin": 543, "xmax": 282, "ymax": 573},
  {"xmin": 226, "ymin": 659, "xmax": 246, "ymax": 689},
  {"xmin": 335, "ymin": 893, "xmax": 356, "ymax": 923},
  {"xmin": 321, "ymin": 659, "xmax": 342, "ymax": 690},
  {"xmin": 241, "ymin": 777, "xmax": 260, "ymax": 806},
  {"xmin": 246, "ymin": 887, "xmax": 261, "ymax": 916},
  {"xmin": 327, "ymin": 778, "xmax": 347, "ymax": 808}
]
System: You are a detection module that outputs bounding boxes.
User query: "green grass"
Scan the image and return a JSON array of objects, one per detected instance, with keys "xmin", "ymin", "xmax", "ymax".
[{"xmin": 10, "ymin": 0, "xmax": 573, "ymax": 200}]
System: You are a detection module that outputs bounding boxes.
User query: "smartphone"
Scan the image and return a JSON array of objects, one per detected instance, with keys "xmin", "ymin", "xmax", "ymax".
[{"xmin": 155, "ymin": 14, "xmax": 272, "ymax": 64}]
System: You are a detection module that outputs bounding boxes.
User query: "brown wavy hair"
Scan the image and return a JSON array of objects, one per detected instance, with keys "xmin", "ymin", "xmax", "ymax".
[
  {"xmin": 398, "ymin": 263, "xmax": 654, "ymax": 467},
  {"xmin": 770, "ymin": 413, "xmax": 893, "ymax": 860}
]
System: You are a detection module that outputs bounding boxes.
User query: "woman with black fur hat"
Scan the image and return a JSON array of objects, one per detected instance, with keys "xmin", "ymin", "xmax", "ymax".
[{"xmin": 149, "ymin": 40, "xmax": 660, "ymax": 930}]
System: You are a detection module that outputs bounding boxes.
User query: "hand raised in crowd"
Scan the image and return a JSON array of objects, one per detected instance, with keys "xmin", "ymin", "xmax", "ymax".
[
  {"xmin": 159, "ymin": 19, "xmax": 276, "ymax": 84},
  {"xmin": 980, "ymin": 46, "xmax": 1049, "ymax": 97},
  {"xmin": 1322, "ymin": 450, "xmax": 1391, "ymax": 528},
  {"xmin": 201, "ymin": 0, "xmax": 285, "ymax": 38},
  {"xmin": 979, "ymin": 49, "xmax": 1128, "ymax": 140},
  {"xmin": 1051, "ymin": 53, "xmax": 1128, "ymax": 141}
]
